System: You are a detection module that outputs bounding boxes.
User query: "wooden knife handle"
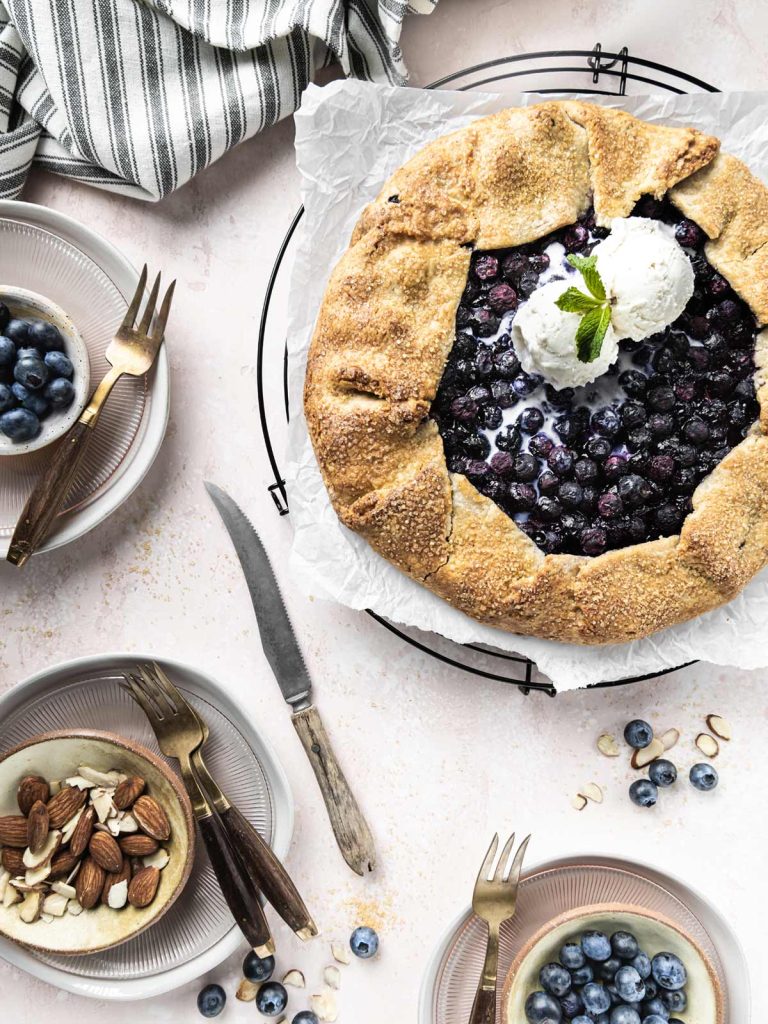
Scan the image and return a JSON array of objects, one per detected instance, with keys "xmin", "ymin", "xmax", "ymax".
[
  {"xmin": 219, "ymin": 803, "xmax": 317, "ymax": 937},
  {"xmin": 7, "ymin": 420, "xmax": 91, "ymax": 567},
  {"xmin": 468, "ymin": 986, "xmax": 496, "ymax": 1024},
  {"xmin": 292, "ymin": 705, "xmax": 376, "ymax": 876},
  {"xmin": 197, "ymin": 811, "xmax": 274, "ymax": 955}
]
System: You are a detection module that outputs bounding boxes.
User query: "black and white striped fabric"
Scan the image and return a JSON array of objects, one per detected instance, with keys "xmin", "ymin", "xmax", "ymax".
[{"xmin": 0, "ymin": 0, "xmax": 436, "ymax": 201}]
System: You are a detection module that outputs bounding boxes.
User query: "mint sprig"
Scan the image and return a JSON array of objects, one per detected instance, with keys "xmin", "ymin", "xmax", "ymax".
[{"xmin": 554, "ymin": 254, "xmax": 611, "ymax": 362}]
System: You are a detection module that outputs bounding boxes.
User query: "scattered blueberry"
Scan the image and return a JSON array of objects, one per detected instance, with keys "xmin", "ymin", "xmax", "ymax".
[
  {"xmin": 292, "ymin": 1014, "xmax": 319, "ymax": 1024},
  {"xmin": 648, "ymin": 759, "xmax": 677, "ymax": 788},
  {"xmin": 350, "ymin": 925, "xmax": 379, "ymax": 959},
  {"xmin": 525, "ymin": 990, "xmax": 563, "ymax": 1023},
  {"xmin": 651, "ymin": 953, "xmax": 687, "ymax": 991},
  {"xmin": 624, "ymin": 720, "xmax": 653, "ymax": 749},
  {"xmin": 197, "ymin": 983, "xmax": 226, "ymax": 1018},
  {"xmin": 629, "ymin": 779, "xmax": 658, "ymax": 808},
  {"xmin": 242, "ymin": 950, "xmax": 275, "ymax": 982},
  {"xmin": 540, "ymin": 962, "xmax": 572, "ymax": 998},
  {"xmin": 0, "ymin": 407, "xmax": 40, "ymax": 442},
  {"xmin": 256, "ymin": 981, "xmax": 288, "ymax": 1016},
  {"xmin": 689, "ymin": 763, "xmax": 718, "ymax": 791}
]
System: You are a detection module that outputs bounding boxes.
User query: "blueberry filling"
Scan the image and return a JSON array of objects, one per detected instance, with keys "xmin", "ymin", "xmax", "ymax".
[{"xmin": 432, "ymin": 199, "xmax": 759, "ymax": 556}]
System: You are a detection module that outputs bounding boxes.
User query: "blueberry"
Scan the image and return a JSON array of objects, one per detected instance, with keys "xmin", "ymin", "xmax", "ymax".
[
  {"xmin": 350, "ymin": 925, "xmax": 379, "ymax": 958},
  {"xmin": 537, "ymin": 496, "xmax": 563, "ymax": 521},
  {"xmin": 609, "ymin": 1009, "xmax": 641, "ymax": 1024},
  {"xmin": 597, "ymin": 493, "xmax": 623, "ymax": 519},
  {"xmin": 560, "ymin": 942, "xmax": 586, "ymax": 970},
  {"xmin": 571, "ymin": 1019, "xmax": 593, "ymax": 1024},
  {"xmin": 496, "ymin": 424, "xmax": 522, "ymax": 452},
  {"xmin": 585, "ymin": 436, "xmax": 612, "ymax": 461},
  {"xmin": 683, "ymin": 416, "xmax": 709, "ymax": 445},
  {"xmin": 514, "ymin": 373, "xmax": 541, "ymax": 397},
  {"xmin": 558, "ymin": 481, "xmax": 583, "ymax": 509},
  {"xmin": 640, "ymin": 997, "xmax": 669, "ymax": 1019},
  {"xmin": 648, "ymin": 385, "xmax": 675, "ymax": 412},
  {"xmin": 581, "ymin": 981, "xmax": 611, "ymax": 1014},
  {"xmin": 27, "ymin": 319, "xmax": 65, "ymax": 352},
  {"xmin": 256, "ymin": 981, "xmax": 288, "ymax": 1016},
  {"xmin": 451, "ymin": 395, "xmax": 479, "ymax": 422},
  {"xmin": 651, "ymin": 953, "xmax": 686, "ymax": 991},
  {"xmin": 3, "ymin": 318, "xmax": 29, "ymax": 345},
  {"xmin": 21, "ymin": 391, "xmax": 49, "ymax": 418},
  {"xmin": 518, "ymin": 269, "xmax": 540, "ymax": 297},
  {"xmin": 529, "ymin": 432, "xmax": 555, "ymax": 458},
  {"xmin": 0, "ymin": 383, "xmax": 14, "ymax": 414},
  {"xmin": 243, "ymin": 950, "xmax": 275, "ymax": 982},
  {"xmin": 689, "ymin": 762, "xmax": 718, "ymax": 791},
  {"xmin": 0, "ymin": 407, "xmax": 40, "ymax": 442},
  {"xmin": 580, "ymin": 526, "xmax": 607, "ymax": 556},
  {"xmin": 45, "ymin": 377, "xmax": 75, "ymax": 410},
  {"xmin": 615, "ymin": 965, "xmax": 645, "ymax": 1003},
  {"xmin": 15, "ymin": 361, "xmax": 48, "ymax": 399},
  {"xmin": 494, "ymin": 349, "xmax": 521, "ymax": 378},
  {"xmin": 647, "ymin": 413, "xmax": 674, "ymax": 438},
  {"xmin": 598, "ymin": 957, "xmax": 622, "ymax": 981},
  {"xmin": 569, "ymin": 965, "xmax": 594, "ymax": 987},
  {"xmin": 582, "ymin": 931, "xmax": 612, "ymax": 963},
  {"xmin": 611, "ymin": 932, "xmax": 639, "ymax": 960},
  {"xmin": 648, "ymin": 455, "xmax": 675, "ymax": 482},
  {"xmin": 548, "ymin": 446, "xmax": 575, "ymax": 476},
  {"xmin": 603, "ymin": 455, "xmax": 628, "ymax": 481},
  {"xmin": 519, "ymin": 407, "xmax": 545, "ymax": 434},
  {"xmin": 629, "ymin": 779, "xmax": 658, "ymax": 808},
  {"xmin": 502, "ymin": 252, "xmax": 528, "ymax": 280},
  {"xmin": 44, "ymin": 350, "xmax": 74, "ymax": 379},
  {"xmin": 525, "ymin": 990, "xmax": 563, "ymax": 1023},
  {"xmin": 563, "ymin": 224, "xmax": 589, "ymax": 253},
  {"xmin": 197, "ymin": 983, "xmax": 226, "ymax": 1017},
  {"xmin": 0, "ymin": 336, "xmax": 15, "ymax": 368},
  {"xmin": 513, "ymin": 452, "xmax": 539, "ymax": 482},
  {"xmin": 624, "ymin": 720, "xmax": 653, "ymax": 748},
  {"xmin": 482, "ymin": 405, "xmax": 502, "ymax": 429},
  {"xmin": 619, "ymin": 370, "xmax": 648, "ymax": 398},
  {"xmin": 0, "ymin": 302, "xmax": 9, "ymax": 332},
  {"xmin": 648, "ymin": 759, "xmax": 677, "ymax": 787},
  {"xmin": 292, "ymin": 1015, "xmax": 319, "ymax": 1024},
  {"xmin": 674, "ymin": 218, "xmax": 704, "ymax": 248},
  {"xmin": 660, "ymin": 990, "xmax": 686, "ymax": 1013},
  {"xmin": 488, "ymin": 282, "xmax": 518, "ymax": 314},
  {"xmin": 473, "ymin": 254, "xmax": 499, "ymax": 281},
  {"xmin": 540, "ymin": 962, "xmax": 572, "ymax": 997},
  {"xmin": 592, "ymin": 407, "xmax": 622, "ymax": 437},
  {"xmin": 508, "ymin": 482, "xmax": 537, "ymax": 511},
  {"xmin": 640, "ymin": 1016, "xmax": 668, "ymax": 1024},
  {"xmin": 574, "ymin": 457, "xmax": 598, "ymax": 484},
  {"xmin": 621, "ymin": 402, "xmax": 647, "ymax": 429}
]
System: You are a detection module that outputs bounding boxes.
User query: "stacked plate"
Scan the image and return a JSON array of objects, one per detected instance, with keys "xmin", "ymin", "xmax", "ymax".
[{"xmin": 0, "ymin": 201, "xmax": 170, "ymax": 558}]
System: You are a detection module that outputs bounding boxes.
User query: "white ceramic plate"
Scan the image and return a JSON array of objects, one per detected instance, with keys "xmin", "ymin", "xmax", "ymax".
[
  {"xmin": 0, "ymin": 201, "xmax": 170, "ymax": 558},
  {"xmin": 419, "ymin": 855, "xmax": 750, "ymax": 1024},
  {"xmin": 0, "ymin": 653, "xmax": 294, "ymax": 1000}
]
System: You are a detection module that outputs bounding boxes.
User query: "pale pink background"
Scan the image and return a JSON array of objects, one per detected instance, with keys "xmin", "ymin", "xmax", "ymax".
[{"xmin": 1, "ymin": 1, "xmax": 766, "ymax": 1020}]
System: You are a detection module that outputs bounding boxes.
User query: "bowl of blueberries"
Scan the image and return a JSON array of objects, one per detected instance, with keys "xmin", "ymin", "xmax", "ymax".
[
  {"xmin": 0, "ymin": 286, "xmax": 89, "ymax": 455},
  {"xmin": 502, "ymin": 903, "xmax": 723, "ymax": 1024}
]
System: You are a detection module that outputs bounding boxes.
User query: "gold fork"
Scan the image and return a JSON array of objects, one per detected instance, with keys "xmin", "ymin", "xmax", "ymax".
[
  {"xmin": 469, "ymin": 832, "xmax": 531, "ymax": 1024},
  {"xmin": 7, "ymin": 265, "xmax": 174, "ymax": 566},
  {"xmin": 142, "ymin": 662, "xmax": 317, "ymax": 940},
  {"xmin": 123, "ymin": 667, "xmax": 275, "ymax": 957}
]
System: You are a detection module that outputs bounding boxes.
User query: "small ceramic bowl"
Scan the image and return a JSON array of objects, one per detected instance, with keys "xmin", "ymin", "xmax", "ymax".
[
  {"xmin": 502, "ymin": 902, "xmax": 724, "ymax": 1024},
  {"xmin": 0, "ymin": 285, "xmax": 90, "ymax": 456},
  {"xmin": 0, "ymin": 729, "xmax": 194, "ymax": 955}
]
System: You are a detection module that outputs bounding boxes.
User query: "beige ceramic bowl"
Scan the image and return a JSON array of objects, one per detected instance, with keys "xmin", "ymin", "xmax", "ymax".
[
  {"xmin": 0, "ymin": 730, "xmax": 194, "ymax": 954},
  {"xmin": 0, "ymin": 285, "xmax": 90, "ymax": 456},
  {"xmin": 502, "ymin": 903, "xmax": 724, "ymax": 1024}
]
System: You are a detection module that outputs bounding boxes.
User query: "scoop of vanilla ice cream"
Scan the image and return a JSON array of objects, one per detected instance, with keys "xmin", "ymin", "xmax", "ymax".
[
  {"xmin": 594, "ymin": 217, "xmax": 694, "ymax": 341},
  {"xmin": 511, "ymin": 279, "xmax": 619, "ymax": 390}
]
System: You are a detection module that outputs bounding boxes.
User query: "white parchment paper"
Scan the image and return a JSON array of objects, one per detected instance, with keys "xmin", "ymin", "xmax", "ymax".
[{"xmin": 285, "ymin": 80, "xmax": 768, "ymax": 690}]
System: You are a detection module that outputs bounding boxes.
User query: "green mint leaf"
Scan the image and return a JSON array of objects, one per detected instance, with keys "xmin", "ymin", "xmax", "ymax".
[
  {"xmin": 555, "ymin": 287, "xmax": 601, "ymax": 314},
  {"xmin": 576, "ymin": 304, "xmax": 612, "ymax": 363},
  {"xmin": 566, "ymin": 252, "xmax": 606, "ymax": 302}
]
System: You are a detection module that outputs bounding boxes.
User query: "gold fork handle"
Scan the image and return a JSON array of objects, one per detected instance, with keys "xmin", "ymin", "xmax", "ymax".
[
  {"xmin": 7, "ymin": 366, "xmax": 122, "ymax": 567},
  {"xmin": 469, "ymin": 925, "xmax": 499, "ymax": 1024}
]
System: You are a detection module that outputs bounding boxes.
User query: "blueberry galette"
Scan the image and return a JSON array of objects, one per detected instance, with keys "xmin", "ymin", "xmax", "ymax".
[{"xmin": 304, "ymin": 102, "xmax": 768, "ymax": 644}]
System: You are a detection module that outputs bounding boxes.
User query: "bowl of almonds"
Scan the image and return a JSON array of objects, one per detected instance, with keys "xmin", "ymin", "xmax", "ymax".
[{"xmin": 0, "ymin": 729, "xmax": 195, "ymax": 954}]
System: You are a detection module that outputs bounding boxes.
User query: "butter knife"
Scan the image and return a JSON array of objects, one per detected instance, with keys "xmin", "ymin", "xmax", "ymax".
[{"xmin": 205, "ymin": 481, "xmax": 376, "ymax": 876}]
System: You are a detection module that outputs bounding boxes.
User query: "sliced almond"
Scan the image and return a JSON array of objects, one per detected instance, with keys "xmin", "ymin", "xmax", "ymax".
[
  {"xmin": 696, "ymin": 733, "xmax": 720, "ymax": 758},
  {"xmin": 67, "ymin": 900, "xmax": 83, "ymax": 916},
  {"xmin": 23, "ymin": 829, "xmax": 61, "ymax": 869},
  {"xmin": 107, "ymin": 878, "xmax": 129, "ymax": 909},
  {"xmin": 25, "ymin": 862, "xmax": 52, "ymax": 887},
  {"xmin": 660, "ymin": 728, "xmax": 680, "ymax": 752},
  {"xmin": 62, "ymin": 807, "xmax": 85, "ymax": 845},
  {"xmin": 40, "ymin": 912, "xmax": 54, "ymax": 924},
  {"xmin": 331, "ymin": 941, "xmax": 351, "ymax": 965},
  {"xmin": 65, "ymin": 775, "xmax": 95, "ymax": 791},
  {"xmin": 236, "ymin": 979, "xmax": 259, "ymax": 1002},
  {"xmin": 78, "ymin": 766, "xmax": 122, "ymax": 788},
  {"xmin": 50, "ymin": 881, "xmax": 77, "ymax": 900},
  {"xmin": 571, "ymin": 794, "xmax": 587, "ymax": 811},
  {"xmin": 49, "ymin": 780, "xmax": 61, "ymax": 796},
  {"xmin": 324, "ymin": 966, "xmax": 341, "ymax": 990},
  {"xmin": 117, "ymin": 814, "xmax": 139, "ymax": 834},
  {"xmin": 142, "ymin": 847, "xmax": 169, "ymax": 871},
  {"xmin": 596, "ymin": 733, "xmax": 620, "ymax": 757},
  {"xmin": 706, "ymin": 714, "xmax": 732, "ymax": 741},
  {"xmin": 42, "ymin": 892, "xmax": 69, "ymax": 917},
  {"xmin": 581, "ymin": 783, "xmax": 603, "ymax": 804},
  {"xmin": 0, "ymin": 868, "xmax": 10, "ymax": 901},
  {"xmin": 91, "ymin": 789, "xmax": 116, "ymax": 824},
  {"xmin": 631, "ymin": 737, "xmax": 665, "ymax": 769},
  {"xmin": 18, "ymin": 890, "xmax": 43, "ymax": 923},
  {"xmin": 311, "ymin": 989, "xmax": 338, "ymax": 1022},
  {"xmin": 10, "ymin": 878, "xmax": 44, "ymax": 892},
  {"xmin": 2, "ymin": 885, "xmax": 21, "ymax": 907},
  {"xmin": 283, "ymin": 969, "xmax": 306, "ymax": 988}
]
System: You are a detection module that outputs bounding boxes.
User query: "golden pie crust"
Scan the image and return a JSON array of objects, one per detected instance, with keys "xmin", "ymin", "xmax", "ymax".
[{"xmin": 304, "ymin": 101, "xmax": 768, "ymax": 644}]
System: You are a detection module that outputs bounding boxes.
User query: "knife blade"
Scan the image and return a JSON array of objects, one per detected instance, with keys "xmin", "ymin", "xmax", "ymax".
[{"xmin": 205, "ymin": 481, "xmax": 376, "ymax": 876}]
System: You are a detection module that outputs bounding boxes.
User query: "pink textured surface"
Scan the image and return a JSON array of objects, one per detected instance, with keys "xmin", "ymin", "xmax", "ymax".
[{"xmin": 1, "ymin": 1, "xmax": 767, "ymax": 1019}]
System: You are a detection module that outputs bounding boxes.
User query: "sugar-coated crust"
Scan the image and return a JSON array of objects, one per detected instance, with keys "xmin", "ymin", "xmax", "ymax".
[{"xmin": 304, "ymin": 101, "xmax": 768, "ymax": 645}]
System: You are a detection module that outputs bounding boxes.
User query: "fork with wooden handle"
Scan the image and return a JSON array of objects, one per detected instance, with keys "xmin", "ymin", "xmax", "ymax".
[
  {"xmin": 7, "ymin": 265, "xmax": 174, "ymax": 567},
  {"xmin": 469, "ymin": 832, "xmax": 531, "ymax": 1024}
]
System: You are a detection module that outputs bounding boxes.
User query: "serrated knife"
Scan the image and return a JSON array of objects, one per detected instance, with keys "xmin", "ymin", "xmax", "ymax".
[{"xmin": 205, "ymin": 481, "xmax": 376, "ymax": 876}]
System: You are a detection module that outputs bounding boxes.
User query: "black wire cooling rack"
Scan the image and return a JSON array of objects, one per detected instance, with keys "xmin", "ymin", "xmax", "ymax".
[{"xmin": 256, "ymin": 44, "xmax": 714, "ymax": 695}]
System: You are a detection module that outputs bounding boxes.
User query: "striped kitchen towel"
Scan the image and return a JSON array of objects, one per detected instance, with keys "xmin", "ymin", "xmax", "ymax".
[{"xmin": 0, "ymin": 0, "xmax": 437, "ymax": 201}]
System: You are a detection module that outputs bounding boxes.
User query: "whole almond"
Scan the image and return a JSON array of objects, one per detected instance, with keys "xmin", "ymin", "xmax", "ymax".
[
  {"xmin": 119, "ymin": 834, "xmax": 159, "ymax": 857},
  {"xmin": 1, "ymin": 847, "xmax": 24, "ymax": 873},
  {"xmin": 0, "ymin": 815, "xmax": 30, "ymax": 848},
  {"xmin": 102, "ymin": 858, "xmax": 132, "ymax": 906},
  {"xmin": 132, "ymin": 796, "xmax": 171, "ymax": 841},
  {"xmin": 69, "ymin": 806, "xmax": 96, "ymax": 858},
  {"xmin": 128, "ymin": 866, "xmax": 160, "ymax": 908},
  {"xmin": 89, "ymin": 831, "xmax": 123, "ymax": 873},
  {"xmin": 49, "ymin": 850, "xmax": 79, "ymax": 879},
  {"xmin": 47, "ymin": 786, "xmax": 87, "ymax": 828},
  {"xmin": 113, "ymin": 776, "xmax": 146, "ymax": 811},
  {"xmin": 26, "ymin": 800, "xmax": 50, "ymax": 855},
  {"xmin": 17, "ymin": 775, "xmax": 50, "ymax": 815},
  {"xmin": 75, "ymin": 857, "xmax": 105, "ymax": 910}
]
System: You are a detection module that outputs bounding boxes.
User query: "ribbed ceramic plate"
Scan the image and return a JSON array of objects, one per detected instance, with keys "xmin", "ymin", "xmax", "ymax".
[
  {"xmin": 0, "ymin": 219, "xmax": 144, "ymax": 531},
  {"xmin": 0, "ymin": 653, "xmax": 293, "ymax": 1000},
  {"xmin": 422, "ymin": 861, "xmax": 735, "ymax": 1024}
]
